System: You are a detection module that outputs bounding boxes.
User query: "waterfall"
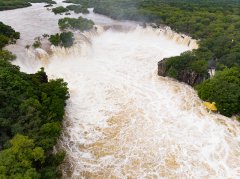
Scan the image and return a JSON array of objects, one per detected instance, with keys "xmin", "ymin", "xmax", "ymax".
[
  {"xmin": 25, "ymin": 25, "xmax": 198, "ymax": 66},
  {"xmin": 21, "ymin": 25, "xmax": 240, "ymax": 178},
  {"xmin": 0, "ymin": 4, "xmax": 239, "ymax": 177}
]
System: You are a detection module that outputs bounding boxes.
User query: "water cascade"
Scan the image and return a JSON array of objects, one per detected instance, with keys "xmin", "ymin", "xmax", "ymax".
[
  {"xmin": 16, "ymin": 26, "xmax": 240, "ymax": 178},
  {"xmin": 0, "ymin": 1, "xmax": 239, "ymax": 177}
]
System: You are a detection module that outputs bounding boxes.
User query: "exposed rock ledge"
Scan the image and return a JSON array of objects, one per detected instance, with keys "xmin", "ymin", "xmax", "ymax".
[{"xmin": 158, "ymin": 59, "xmax": 204, "ymax": 86}]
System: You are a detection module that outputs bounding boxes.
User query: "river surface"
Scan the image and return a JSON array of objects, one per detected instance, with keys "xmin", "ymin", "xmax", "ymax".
[{"xmin": 0, "ymin": 1, "xmax": 240, "ymax": 178}]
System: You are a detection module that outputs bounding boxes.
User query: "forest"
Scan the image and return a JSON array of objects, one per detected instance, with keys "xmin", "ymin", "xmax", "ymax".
[
  {"xmin": 52, "ymin": 6, "xmax": 69, "ymax": 14},
  {"xmin": 58, "ymin": 17, "xmax": 94, "ymax": 31},
  {"xmin": 64, "ymin": 0, "xmax": 240, "ymax": 117},
  {"xmin": 48, "ymin": 17, "xmax": 94, "ymax": 47},
  {"xmin": 49, "ymin": 31, "xmax": 74, "ymax": 47},
  {"xmin": 52, "ymin": 5, "xmax": 89, "ymax": 14},
  {"xmin": 0, "ymin": 0, "xmax": 56, "ymax": 11},
  {"xmin": 0, "ymin": 22, "xmax": 69, "ymax": 178},
  {"xmin": 66, "ymin": 5, "xmax": 89, "ymax": 14},
  {"xmin": 0, "ymin": 2, "xmax": 95, "ymax": 176}
]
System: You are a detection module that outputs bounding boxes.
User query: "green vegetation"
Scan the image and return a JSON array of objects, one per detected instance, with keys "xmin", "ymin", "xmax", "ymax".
[
  {"xmin": 196, "ymin": 68, "xmax": 240, "ymax": 117},
  {"xmin": 49, "ymin": 31, "xmax": 74, "ymax": 47},
  {"xmin": 0, "ymin": 50, "xmax": 16, "ymax": 61},
  {"xmin": 63, "ymin": 0, "xmax": 91, "ymax": 7},
  {"xmin": 50, "ymin": 16, "xmax": 94, "ymax": 47},
  {"xmin": 0, "ymin": 0, "xmax": 56, "ymax": 11},
  {"xmin": 0, "ymin": 21, "xmax": 69, "ymax": 178},
  {"xmin": 0, "ymin": 22, "xmax": 20, "ymax": 48},
  {"xmin": 58, "ymin": 17, "xmax": 94, "ymax": 31},
  {"xmin": 52, "ymin": 6, "xmax": 69, "ymax": 14},
  {"xmin": 164, "ymin": 51, "xmax": 209, "ymax": 79},
  {"xmin": 72, "ymin": 0, "xmax": 240, "ymax": 117},
  {"xmin": 32, "ymin": 40, "xmax": 42, "ymax": 48},
  {"xmin": 0, "ymin": 21, "xmax": 18, "ymax": 66},
  {"xmin": 66, "ymin": 5, "xmax": 89, "ymax": 14},
  {"xmin": 29, "ymin": 0, "xmax": 56, "ymax": 3}
]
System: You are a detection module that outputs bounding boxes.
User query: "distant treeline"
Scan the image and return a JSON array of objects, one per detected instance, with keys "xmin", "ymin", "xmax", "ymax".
[
  {"xmin": 65, "ymin": 0, "xmax": 240, "ymax": 117},
  {"xmin": 0, "ymin": 0, "xmax": 56, "ymax": 11},
  {"xmin": 52, "ymin": 5, "xmax": 89, "ymax": 14}
]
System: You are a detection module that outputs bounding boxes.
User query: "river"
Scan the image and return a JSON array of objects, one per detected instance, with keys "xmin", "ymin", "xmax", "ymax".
[{"xmin": 0, "ymin": 1, "xmax": 240, "ymax": 178}]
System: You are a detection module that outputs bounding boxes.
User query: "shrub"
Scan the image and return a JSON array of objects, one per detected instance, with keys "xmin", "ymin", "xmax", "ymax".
[
  {"xmin": 196, "ymin": 67, "xmax": 240, "ymax": 116},
  {"xmin": 49, "ymin": 32, "xmax": 74, "ymax": 47},
  {"xmin": 66, "ymin": 5, "xmax": 89, "ymax": 14},
  {"xmin": 32, "ymin": 40, "xmax": 42, "ymax": 48},
  {"xmin": 52, "ymin": 6, "xmax": 69, "ymax": 14},
  {"xmin": 58, "ymin": 17, "xmax": 94, "ymax": 31}
]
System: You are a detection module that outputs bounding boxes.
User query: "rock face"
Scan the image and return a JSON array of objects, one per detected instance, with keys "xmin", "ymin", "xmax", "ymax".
[
  {"xmin": 157, "ymin": 58, "xmax": 167, "ymax": 76},
  {"xmin": 158, "ymin": 59, "xmax": 204, "ymax": 86},
  {"xmin": 178, "ymin": 70, "xmax": 204, "ymax": 86}
]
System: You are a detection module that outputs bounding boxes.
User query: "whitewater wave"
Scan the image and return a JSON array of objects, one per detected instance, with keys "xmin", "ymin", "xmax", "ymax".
[{"xmin": 14, "ymin": 26, "xmax": 240, "ymax": 178}]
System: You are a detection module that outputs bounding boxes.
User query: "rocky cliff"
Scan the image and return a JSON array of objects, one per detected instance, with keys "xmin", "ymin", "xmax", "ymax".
[{"xmin": 158, "ymin": 59, "xmax": 204, "ymax": 86}]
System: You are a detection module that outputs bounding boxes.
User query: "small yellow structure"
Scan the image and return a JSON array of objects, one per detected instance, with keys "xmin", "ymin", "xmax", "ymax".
[{"xmin": 203, "ymin": 102, "xmax": 217, "ymax": 112}]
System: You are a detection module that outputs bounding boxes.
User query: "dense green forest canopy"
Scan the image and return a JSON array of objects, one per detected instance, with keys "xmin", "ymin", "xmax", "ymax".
[
  {"xmin": 49, "ymin": 17, "xmax": 94, "ymax": 47},
  {"xmin": 58, "ymin": 17, "xmax": 94, "ymax": 31},
  {"xmin": 52, "ymin": 5, "xmax": 89, "ymax": 15},
  {"xmin": 0, "ymin": 0, "xmax": 56, "ymax": 11},
  {"xmin": 65, "ymin": 0, "xmax": 240, "ymax": 117},
  {"xmin": 0, "ymin": 21, "xmax": 69, "ymax": 178},
  {"xmin": 0, "ymin": 22, "xmax": 20, "ymax": 48},
  {"xmin": 52, "ymin": 6, "xmax": 69, "ymax": 14},
  {"xmin": 196, "ymin": 67, "xmax": 240, "ymax": 116},
  {"xmin": 49, "ymin": 31, "xmax": 74, "ymax": 47},
  {"xmin": 66, "ymin": 4, "xmax": 89, "ymax": 14}
]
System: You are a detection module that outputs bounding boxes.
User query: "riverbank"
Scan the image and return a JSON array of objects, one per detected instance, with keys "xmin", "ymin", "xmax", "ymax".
[
  {"xmin": 65, "ymin": 0, "xmax": 240, "ymax": 117},
  {"xmin": 0, "ymin": 1, "xmax": 240, "ymax": 178},
  {"xmin": 0, "ymin": 20, "xmax": 69, "ymax": 178}
]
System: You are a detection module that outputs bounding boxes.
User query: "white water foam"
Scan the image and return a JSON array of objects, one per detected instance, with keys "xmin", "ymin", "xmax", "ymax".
[
  {"xmin": 0, "ymin": 1, "xmax": 239, "ymax": 177},
  {"xmin": 13, "ymin": 26, "xmax": 240, "ymax": 178}
]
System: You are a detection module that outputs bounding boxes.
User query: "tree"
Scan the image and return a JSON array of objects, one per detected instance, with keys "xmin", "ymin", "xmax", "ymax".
[
  {"xmin": 49, "ymin": 33, "xmax": 61, "ymax": 46},
  {"xmin": 52, "ymin": 6, "xmax": 69, "ymax": 14},
  {"xmin": 66, "ymin": 5, "xmax": 89, "ymax": 14},
  {"xmin": 0, "ymin": 21, "xmax": 68, "ymax": 178},
  {"xmin": 49, "ymin": 32, "xmax": 74, "ymax": 48},
  {"xmin": 60, "ymin": 32, "xmax": 74, "ymax": 47},
  {"xmin": 0, "ymin": 34, "xmax": 9, "ymax": 49},
  {"xmin": 58, "ymin": 17, "xmax": 94, "ymax": 31},
  {"xmin": 196, "ymin": 67, "xmax": 240, "ymax": 116},
  {"xmin": 0, "ymin": 135, "xmax": 44, "ymax": 178},
  {"xmin": 0, "ymin": 50, "xmax": 16, "ymax": 61}
]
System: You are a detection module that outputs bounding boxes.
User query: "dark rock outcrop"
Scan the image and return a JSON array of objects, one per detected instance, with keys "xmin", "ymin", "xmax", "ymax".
[
  {"xmin": 178, "ymin": 70, "xmax": 204, "ymax": 86},
  {"xmin": 158, "ymin": 59, "xmax": 204, "ymax": 86},
  {"xmin": 157, "ymin": 58, "xmax": 167, "ymax": 76}
]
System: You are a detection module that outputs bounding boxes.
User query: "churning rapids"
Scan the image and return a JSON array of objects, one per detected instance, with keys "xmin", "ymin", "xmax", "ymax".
[{"xmin": 1, "ymin": 1, "xmax": 240, "ymax": 178}]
